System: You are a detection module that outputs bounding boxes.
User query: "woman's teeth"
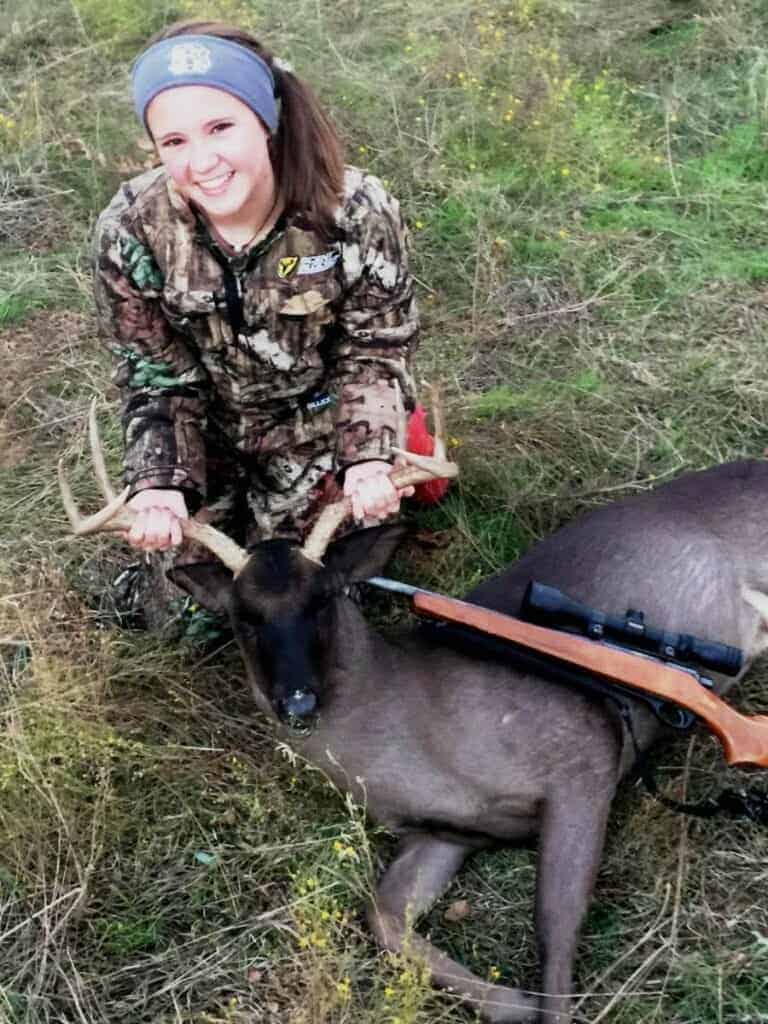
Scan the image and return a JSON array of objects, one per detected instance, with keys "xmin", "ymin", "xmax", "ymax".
[{"xmin": 198, "ymin": 172, "xmax": 234, "ymax": 194}]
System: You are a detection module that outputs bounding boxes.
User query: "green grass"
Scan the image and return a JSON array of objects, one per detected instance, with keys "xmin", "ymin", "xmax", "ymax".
[
  {"xmin": 0, "ymin": 251, "xmax": 87, "ymax": 324},
  {"xmin": 4, "ymin": 0, "xmax": 768, "ymax": 1021}
]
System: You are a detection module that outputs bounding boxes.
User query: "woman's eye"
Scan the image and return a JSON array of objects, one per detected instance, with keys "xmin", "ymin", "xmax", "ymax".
[
  {"xmin": 212, "ymin": 121, "xmax": 233, "ymax": 134},
  {"xmin": 161, "ymin": 138, "xmax": 183, "ymax": 148}
]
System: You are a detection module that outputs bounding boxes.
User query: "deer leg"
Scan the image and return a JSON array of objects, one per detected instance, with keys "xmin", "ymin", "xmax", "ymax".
[
  {"xmin": 368, "ymin": 833, "xmax": 539, "ymax": 1023},
  {"xmin": 534, "ymin": 778, "xmax": 616, "ymax": 1024}
]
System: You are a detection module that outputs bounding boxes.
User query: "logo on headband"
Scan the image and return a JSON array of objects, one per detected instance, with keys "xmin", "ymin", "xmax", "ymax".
[{"xmin": 168, "ymin": 42, "xmax": 213, "ymax": 76}]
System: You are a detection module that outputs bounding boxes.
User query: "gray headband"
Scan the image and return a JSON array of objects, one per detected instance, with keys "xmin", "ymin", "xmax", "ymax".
[{"xmin": 132, "ymin": 35, "xmax": 278, "ymax": 133}]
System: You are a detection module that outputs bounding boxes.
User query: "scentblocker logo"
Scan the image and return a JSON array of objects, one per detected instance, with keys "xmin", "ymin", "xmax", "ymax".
[
  {"xmin": 298, "ymin": 251, "xmax": 340, "ymax": 275},
  {"xmin": 168, "ymin": 42, "xmax": 213, "ymax": 76}
]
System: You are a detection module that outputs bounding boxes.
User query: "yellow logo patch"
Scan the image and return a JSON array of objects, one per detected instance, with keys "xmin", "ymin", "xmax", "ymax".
[{"xmin": 277, "ymin": 256, "xmax": 299, "ymax": 279}]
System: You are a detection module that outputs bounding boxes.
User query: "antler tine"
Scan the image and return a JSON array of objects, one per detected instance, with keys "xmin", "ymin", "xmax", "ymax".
[
  {"xmin": 389, "ymin": 447, "xmax": 459, "ymax": 485},
  {"xmin": 427, "ymin": 383, "xmax": 447, "ymax": 462},
  {"xmin": 390, "ymin": 381, "xmax": 457, "ymax": 485},
  {"xmin": 58, "ymin": 401, "xmax": 136, "ymax": 536},
  {"xmin": 301, "ymin": 387, "xmax": 459, "ymax": 564},
  {"xmin": 58, "ymin": 457, "xmax": 88, "ymax": 533},
  {"xmin": 88, "ymin": 397, "xmax": 117, "ymax": 503},
  {"xmin": 183, "ymin": 520, "xmax": 251, "ymax": 576},
  {"xmin": 301, "ymin": 501, "xmax": 349, "ymax": 565},
  {"xmin": 58, "ymin": 456, "xmax": 134, "ymax": 536}
]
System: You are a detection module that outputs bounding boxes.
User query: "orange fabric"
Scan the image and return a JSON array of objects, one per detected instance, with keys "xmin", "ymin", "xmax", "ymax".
[{"xmin": 406, "ymin": 405, "xmax": 451, "ymax": 504}]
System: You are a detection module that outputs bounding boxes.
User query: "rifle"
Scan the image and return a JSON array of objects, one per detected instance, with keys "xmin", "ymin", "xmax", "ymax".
[{"xmin": 366, "ymin": 577, "xmax": 768, "ymax": 769}]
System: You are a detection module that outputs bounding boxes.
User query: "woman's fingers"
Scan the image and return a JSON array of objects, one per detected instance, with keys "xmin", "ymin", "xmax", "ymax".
[
  {"xmin": 169, "ymin": 514, "xmax": 183, "ymax": 548},
  {"xmin": 344, "ymin": 460, "xmax": 416, "ymax": 523},
  {"xmin": 126, "ymin": 507, "xmax": 181, "ymax": 551},
  {"xmin": 356, "ymin": 475, "xmax": 400, "ymax": 520},
  {"xmin": 351, "ymin": 489, "xmax": 365, "ymax": 523},
  {"xmin": 127, "ymin": 508, "xmax": 150, "ymax": 548},
  {"xmin": 125, "ymin": 489, "xmax": 189, "ymax": 551},
  {"xmin": 144, "ymin": 509, "xmax": 171, "ymax": 550}
]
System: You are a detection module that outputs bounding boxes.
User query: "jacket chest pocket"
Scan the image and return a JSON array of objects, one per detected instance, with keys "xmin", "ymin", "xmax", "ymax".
[{"xmin": 247, "ymin": 271, "xmax": 342, "ymax": 348}]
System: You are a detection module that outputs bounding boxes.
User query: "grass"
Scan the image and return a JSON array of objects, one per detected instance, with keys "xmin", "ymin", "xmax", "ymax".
[{"xmin": 3, "ymin": 0, "xmax": 768, "ymax": 1021}]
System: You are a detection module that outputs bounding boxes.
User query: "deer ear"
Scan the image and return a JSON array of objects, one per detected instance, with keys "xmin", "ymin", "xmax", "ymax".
[
  {"xmin": 167, "ymin": 561, "xmax": 233, "ymax": 616},
  {"xmin": 322, "ymin": 523, "xmax": 408, "ymax": 583}
]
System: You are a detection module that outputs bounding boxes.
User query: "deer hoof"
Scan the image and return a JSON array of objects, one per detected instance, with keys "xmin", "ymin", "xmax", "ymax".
[{"xmin": 481, "ymin": 984, "xmax": 540, "ymax": 1023}]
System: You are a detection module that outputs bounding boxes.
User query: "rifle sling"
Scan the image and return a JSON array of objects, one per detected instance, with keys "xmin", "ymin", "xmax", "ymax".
[{"xmin": 623, "ymin": 706, "xmax": 768, "ymax": 825}]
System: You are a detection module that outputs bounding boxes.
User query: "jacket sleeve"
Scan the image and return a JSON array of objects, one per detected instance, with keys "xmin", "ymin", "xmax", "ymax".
[
  {"xmin": 328, "ymin": 177, "xmax": 419, "ymax": 468},
  {"xmin": 93, "ymin": 209, "xmax": 211, "ymax": 501}
]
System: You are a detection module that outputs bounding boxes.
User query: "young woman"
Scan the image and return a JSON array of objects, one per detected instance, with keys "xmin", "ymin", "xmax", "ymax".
[{"xmin": 94, "ymin": 19, "xmax": 418, "ymax": 563}]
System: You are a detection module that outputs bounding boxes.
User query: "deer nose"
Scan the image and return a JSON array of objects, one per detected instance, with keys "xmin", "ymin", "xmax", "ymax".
[{"xmin": 277, "ymin": 687, "xmax": 318, "ymax": 731}]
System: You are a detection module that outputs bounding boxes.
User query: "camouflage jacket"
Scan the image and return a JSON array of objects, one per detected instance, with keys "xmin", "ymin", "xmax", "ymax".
[{"xmin": 93, "ymin": 165, "xmax": 419, "ymax": 502}]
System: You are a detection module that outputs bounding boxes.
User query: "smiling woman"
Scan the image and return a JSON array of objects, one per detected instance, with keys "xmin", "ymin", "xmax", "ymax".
[{"xmin": 92, "ymin": 19, "xmax": 421, "ymax": 618}]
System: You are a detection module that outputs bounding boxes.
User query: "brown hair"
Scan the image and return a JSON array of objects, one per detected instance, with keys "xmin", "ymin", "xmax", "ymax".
[{"xmin": 144, "ymin": 20, "xmax": 345, "ymax": 236}]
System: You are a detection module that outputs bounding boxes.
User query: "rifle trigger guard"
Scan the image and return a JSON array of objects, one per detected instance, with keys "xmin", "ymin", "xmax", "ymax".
[{"xmin": 652, "ymin": 700, "xmax": 697, "ymax": 731}]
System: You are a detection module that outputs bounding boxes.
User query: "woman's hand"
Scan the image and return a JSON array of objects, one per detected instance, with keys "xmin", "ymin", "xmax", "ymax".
[
  {"xmin": 343, "ymin": 460, "xmax": 415, "ymax": 524},
  {"xmin": 125, "ymin": 488, "xmax": 188, "ymax": 551}
]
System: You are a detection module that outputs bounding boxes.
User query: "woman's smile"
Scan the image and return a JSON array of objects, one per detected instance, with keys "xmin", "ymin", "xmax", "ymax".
[{"xmin": 197, "ymin": 170, "xmax": 235, "ymax": 196}]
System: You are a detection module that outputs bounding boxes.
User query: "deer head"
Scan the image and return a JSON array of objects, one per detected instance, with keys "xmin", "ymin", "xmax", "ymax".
[{"xmin": 60, "ymin": 397, "xmax": 458, "ymax": 730}]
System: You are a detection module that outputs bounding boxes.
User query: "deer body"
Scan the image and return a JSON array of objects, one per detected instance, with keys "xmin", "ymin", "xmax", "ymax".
[
  {"xmin": 60, "ymin": 416, "xmax": 768, "ymax": 1023},
  {"xmin": 231, "ymin": 459, "xmax": 768, "ymax": 1024}
]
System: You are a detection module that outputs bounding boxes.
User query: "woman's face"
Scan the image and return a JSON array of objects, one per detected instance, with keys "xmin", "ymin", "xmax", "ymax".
[{"xmin": 146, "ymin": 85, "xmax": 274, "ymax": 229}]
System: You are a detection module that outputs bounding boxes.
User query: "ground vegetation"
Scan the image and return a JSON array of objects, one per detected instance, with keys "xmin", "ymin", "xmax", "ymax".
[{"xmin": 2, "ymin": 1, "xmax": 768, "ymax": 1021}]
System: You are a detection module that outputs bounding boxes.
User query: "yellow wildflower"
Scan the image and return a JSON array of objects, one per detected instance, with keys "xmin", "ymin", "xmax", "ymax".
[{"xmin": 333, "ymin": 839, "xmax": 358, "ymax": 860}]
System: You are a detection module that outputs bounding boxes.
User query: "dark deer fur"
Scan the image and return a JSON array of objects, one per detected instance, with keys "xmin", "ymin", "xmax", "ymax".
[{"xmin": 169, "ymin": 459, "xmax": 768, "ymax": 1023}]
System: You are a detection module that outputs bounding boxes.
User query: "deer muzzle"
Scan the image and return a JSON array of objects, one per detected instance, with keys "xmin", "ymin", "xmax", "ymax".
[{"xmin": 276, "ymin": 686, "xmax": 319, "ymax": 733}]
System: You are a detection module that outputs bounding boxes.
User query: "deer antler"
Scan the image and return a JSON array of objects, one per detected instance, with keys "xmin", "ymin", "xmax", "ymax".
[
  {"xmin": 301, "ymin": 387, "xmax": 458, "ymax": 565},
  {"xmin": 59, "ymin": 400, "xmax": 251, "ymax": 576}
]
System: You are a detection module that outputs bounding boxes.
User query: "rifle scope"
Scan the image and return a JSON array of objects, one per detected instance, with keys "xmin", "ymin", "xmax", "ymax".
[{"xmin": 521, "ymin": 581, "xmax": 744, "ymax": 678}]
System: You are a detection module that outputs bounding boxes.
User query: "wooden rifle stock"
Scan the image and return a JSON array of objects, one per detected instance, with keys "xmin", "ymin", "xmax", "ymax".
[{"xmin": 413, "ymin": 590, "xmax": 768, "ymax": 769}]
